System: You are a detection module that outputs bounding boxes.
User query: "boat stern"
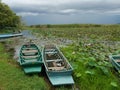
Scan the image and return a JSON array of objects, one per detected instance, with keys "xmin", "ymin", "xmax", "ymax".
[
  {"xmin": 21, "ymin": 62, "xmax": 43, "ymax": 74},
  {"xmin": 23, "ymin": 66, "xmax": 42, "ymax": 74},
  {"xmin": 48, "ymin": 75, "xmax": 74, "ymax": 86}
]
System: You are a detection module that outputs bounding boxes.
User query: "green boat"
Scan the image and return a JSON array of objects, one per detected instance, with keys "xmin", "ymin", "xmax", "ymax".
[
  {"xmin": 109, "ymin": 55, "xmax": 120, "ymax": 71},
  {"xmin": 19, "ymin": 43, "xmax": 42, "ymax": 74},
  {"xmin": 42, "ymin": 45, "xmax": 74, "ymax": 86}
]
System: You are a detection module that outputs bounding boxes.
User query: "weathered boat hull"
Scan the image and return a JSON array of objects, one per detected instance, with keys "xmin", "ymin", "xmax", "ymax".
[
  {"xmin": 43, "ymin": 45, "xmax": 74, "ymax": 85},
  {"xmin": 46, "ymin": 70, "xmax": 74, "ymax": 85},
  {"xmin": 20, "ymin": 62, "xmax": 42, "ymax": 74},
  {"xmin": 19, "ymin": 43, "xmax": 42, "ymax": 74},
  {"xmin": 109, "ymin": 55, "xmax": 120, "ymax": 71},
  {"xmin": 0, "ymin": 33, "xmax": 22, "ymax": 39}
]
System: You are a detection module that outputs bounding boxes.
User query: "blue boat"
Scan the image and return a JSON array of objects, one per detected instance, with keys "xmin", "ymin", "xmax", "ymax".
[
  {"xmin": 19, "ymin": 42, "xmax": 43, "ymax": 74},
  {"xmin": 109, "ymin": 55, "xmax": 120, "ymax": 71},
  {"xmin": 0, "ymin": 33, "xmax": 22, "ymax": 39},
  {"xmin": 42, "ymin": 45, "xmax": 74, "ymax": 86}
]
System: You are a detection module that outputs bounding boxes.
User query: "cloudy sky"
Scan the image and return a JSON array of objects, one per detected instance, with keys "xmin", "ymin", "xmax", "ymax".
[{"xmin": 2, "ymin": 0, "xmax": 120, "ymax": 25}]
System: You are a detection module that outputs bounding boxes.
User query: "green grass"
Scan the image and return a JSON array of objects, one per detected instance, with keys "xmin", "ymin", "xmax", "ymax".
[
  {"xmin": 0, "ymin": 43, "xmax": 49, "ymax": 90},
  {"xmin": 30, "ymin": 24, "xmax": 120, "ymax": 41}
]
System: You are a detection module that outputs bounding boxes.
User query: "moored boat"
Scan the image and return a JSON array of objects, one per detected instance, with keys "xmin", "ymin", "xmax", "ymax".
[
  {"xmin": 0, "ymin": 33, "xmax": 22, "ymax": 39},
  {"xmin": 19, "ymin": 42, "xmax": 42, "ymax": 74},
  {"xmin": 109, "ymin": 55, "xmax": 120, "ymax": 71},
  {"xmin": 42, "ymin": 44, "xmax": 74, "ymax": 86}
]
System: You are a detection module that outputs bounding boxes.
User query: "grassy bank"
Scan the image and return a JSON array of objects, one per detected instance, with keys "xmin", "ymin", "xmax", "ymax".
[{"xmin": 0, "ymin": 43, "xmax": 49, "ymax": 90}]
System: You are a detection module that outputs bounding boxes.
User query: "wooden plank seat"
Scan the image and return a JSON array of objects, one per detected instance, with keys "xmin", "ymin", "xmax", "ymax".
[
  {"xmin": 45, "ymin": 49, "xmax": 56, "ymax": 52},
  {"xmin": 45, "ymin": 51, "xmax": 57, "ymax": 54},
  {"xmin": 22, "ymin": 55, "xmax": 39, "ymax": 59},
  {"xmin": 22, "ymin": 48, "xmax": 36, "ymax": 50},
  {"xmin": 48, "ymin": 66, "xmax": 65, "ymax": 71},
  {"xmin": 24, "ymin": 59, "xmax": 37, "ymax": 62},
  {"xmin": 22, "ymin": 50, "xmax": 38, "ymax": 53},
  {"xmin": 46, "ymin": 59, "xmax": 63, "ymax": 62},
  {"xmin": 115, "ymin": 60, "xmax": 120, "ymax": 62}
]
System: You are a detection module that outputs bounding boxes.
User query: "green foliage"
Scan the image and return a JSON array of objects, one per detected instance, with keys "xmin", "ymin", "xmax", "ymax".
[
  {"xmin": 56, "ymin": 86, "xmax": 72, "ymax": 90},
  {"xmin": 85, "ymin": 70, "xmax": 95, "ymax": 75},
  {"xmin": 110, "ymin": 82, "xmax": 118, "ymax": 87},
  {"xmin": 31, "ymin": 24, "xmax": 120, "ymax": 41},
  {"xmin": 30, "ymin": 24, "xmax": 103, "ymax": 28},
  {"xmin": 0, "ymin": 43, "xmax": 49, "ymax": 90},
  {"xmin": 0, "ymin": 2, "xmax": 21, "ymax": 30},
  {"xmin": 30, "ymin": 24, "xmax": 120, "ymax": 90},
  {"xmin": 61, "ymin": 41, "xmax": 120, "ymax": 90},
  {"xmin": 1, "ymin": 24, "xmax": 120, "ymax": 89}
]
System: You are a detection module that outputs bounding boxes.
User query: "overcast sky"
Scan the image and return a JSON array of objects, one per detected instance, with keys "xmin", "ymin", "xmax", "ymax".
[{"xmin": 2, "ymin": 0, "xmax": 120, "ymax": 25}]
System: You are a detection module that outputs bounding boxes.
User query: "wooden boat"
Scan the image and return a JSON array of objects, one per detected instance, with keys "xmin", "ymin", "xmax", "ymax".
[
  {"xmin": 109, "ymin": 55, "xmax": 120, "ymax": 71},
  {"xmin": 0, "ymin": 33, "xmax": 22, "ymax": 39},
  {"xmin": 42, "ymin": 45, "xmax": 74, "ymax": 86},
  {"xmin": 19, "ymin": 42, "xmax": 42, "ymax": 74}
]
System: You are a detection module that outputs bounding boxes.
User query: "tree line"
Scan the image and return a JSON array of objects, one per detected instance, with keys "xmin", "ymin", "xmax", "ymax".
[{"xmin": 0, "ymin": 1, "xmax": 21, "ymax": 30}]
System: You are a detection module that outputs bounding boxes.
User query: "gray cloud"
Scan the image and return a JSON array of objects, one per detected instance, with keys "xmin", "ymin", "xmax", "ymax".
[
  {"xmin": 2, "ymin": 0, "xmax": 120, "ymax": 24},
  {"xmin": 2, "ymin": 0, "xmax": 120, "ymax": 16}
]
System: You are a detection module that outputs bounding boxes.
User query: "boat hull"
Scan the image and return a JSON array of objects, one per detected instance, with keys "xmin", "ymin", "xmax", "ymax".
[
  {"xmin": 0, "ymin": 33, "xmax": 22, "ymax": 39},
  {"xmin": 48, "ymin": 74, "xmax": 74, "ymax": 86},
  {"xmin": 46, "ymin": 70, "xmax": 74, "ymax": 85},
  {"xmin": 43, "ymin": 45, "xmax": 74, "ymax": 85},
  {"xmin": 23, "ymin": 66, "xmax": 42, "ymax": 74},
  {"xmin": 21, "ymin": 62, "xmax": 43, "ymax": 74},
  {"xmin": 109, "ymin": 55, "xmax": 120, "ymax": 71},
  {"xmin": 19, "ymin": 44, "xmax": 43, "ymax": 74}
]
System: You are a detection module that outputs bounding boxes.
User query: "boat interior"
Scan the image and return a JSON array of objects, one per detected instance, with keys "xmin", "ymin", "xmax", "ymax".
[
  {"xmin": 44, "ymin": 45, "xmax": 70, "ymax": 71},
  {"xmin": 113, "ymin": 56, "xmax": 120, "ymax": 63},
  {"xmin": 115, "ymin": 59, "xmax": 120, "ymax": 63},
  {"xmin": 21, "ymin": 44, "xmax": 40, "ymax": 62}
]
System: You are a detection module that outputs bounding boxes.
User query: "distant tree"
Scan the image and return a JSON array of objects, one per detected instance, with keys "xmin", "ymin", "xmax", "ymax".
[{"xmin": 0, "ymin": 2, "xmax": 21, "ymax": 30}]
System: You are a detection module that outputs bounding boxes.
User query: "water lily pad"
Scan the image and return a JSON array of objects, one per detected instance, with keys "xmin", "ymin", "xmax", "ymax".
[
  {"xmin": 85, "ymin": 70, "xmax": 94, "ymax": 75},
  {"xmin": 110, "ymin": 82, "xmax": 118, "ymax": 87},
  {"xmin": 76, "ymin": 73, "xmax": 82, "ymax": 78}
]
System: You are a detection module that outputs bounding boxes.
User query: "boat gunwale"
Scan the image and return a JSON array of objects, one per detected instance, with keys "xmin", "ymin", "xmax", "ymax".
[
  {"xmin": 19, "ymin": 43, "xmax": 42, "ymax": 65},
  {"xmin": 109, "ymin": 55, "xmax": 120, "ymax": 69}
]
